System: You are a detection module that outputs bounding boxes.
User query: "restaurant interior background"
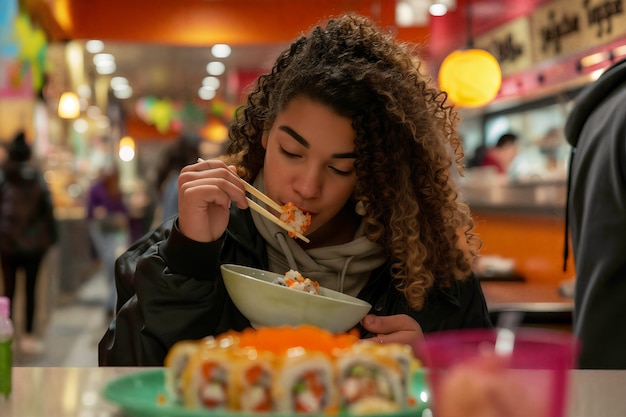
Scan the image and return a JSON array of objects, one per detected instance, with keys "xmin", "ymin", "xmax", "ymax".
[{"xmin": 1, "ymin": 0, "xmax": 626, "ymax": 341}]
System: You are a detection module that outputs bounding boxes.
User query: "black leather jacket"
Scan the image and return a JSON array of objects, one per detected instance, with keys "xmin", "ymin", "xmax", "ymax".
[{"xmin": 99, "ymin": 207, "xmax": 492, "ymax": 366}]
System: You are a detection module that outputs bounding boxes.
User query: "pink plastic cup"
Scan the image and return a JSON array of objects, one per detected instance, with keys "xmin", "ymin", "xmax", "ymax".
[{"xmin": 418, "ymin": 328, "xmax": 578, "ymax": 417}]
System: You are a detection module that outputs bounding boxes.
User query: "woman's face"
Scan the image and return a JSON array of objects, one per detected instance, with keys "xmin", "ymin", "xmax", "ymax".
[{"xmin": 262, "ymin": 96, "xmax": 357, "ymax": 236}]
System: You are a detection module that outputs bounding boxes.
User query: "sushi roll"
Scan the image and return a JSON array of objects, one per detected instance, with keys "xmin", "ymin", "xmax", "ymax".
[
  {"xmin": 280, "ymin": 202, "xmax": 311, "ymax": 238},
  {"xmin": 180, "ymin": 345, "xmax": 238, "ymax": 410},
  {"xmin": 230, "ymin": 347, "xmax": 276, "ymax": 412},
  {"xmin": 335, "ymin": 344, "xmax": 406, "ymax": 413},
  {"xmin": 164, "ymin": 337, "xmax": 217, "ymax": 404},
  {"xmin": 351, "ymin": 341, "xmax": 419, "ymax": 399},
  {"xmin": 273, "ymin": 348, "xmax": 337, "ymax": 414}
]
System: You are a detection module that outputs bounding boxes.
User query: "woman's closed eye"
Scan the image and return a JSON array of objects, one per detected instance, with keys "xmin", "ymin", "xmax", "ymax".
[
  {"xmin": 280, "ymin": 145, "xmax": 354, "ymax": 176},
  {"xmin": 280, "ymin": 147, "xmax": 301, "ymax": 159},
  {"xmin": 329, "ymin": 166, "xmax": 353, "ymax": 176}
]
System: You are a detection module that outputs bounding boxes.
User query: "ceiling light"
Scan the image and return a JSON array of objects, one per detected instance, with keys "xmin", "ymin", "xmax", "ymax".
[
  {"xmin": 202, "ymin": 76, "xmax": 221, "ymax": 90},
  {"xmin": 96, "ymin": 61, "xmax": 116, "ymax": 75},
  {"xmin": 211, "ymin": 44, "xmax": 231, "ymax": 58},
  {"xmin": 206, "ymin": 61, "xmax": 226, "ymax": 76},
  {"xmin": 93, "ymin": 53, "xmax": 114, "ymax": 66},
  {"xmin": 439, "ymin": 49, "xmax": 502, "ymax": 107},
  {"xmin": 58, "ymin": 92, "xmax": 80, "ymax": 118},
  {"xmin": 85, "ymin": 40, "xmax": 104, "ymax": 53},
  {"xmin": 429, "ymin": 3, "xmax": 448, "ymax": 16},
  {"xmin": 198, "ymin": 86, "xmax": 217, "ymax": 100},
  {"xmin": 395, "ymin": 1, "xmax": 416, "ymax": 27},
  {"xmin": 437, "ymin": 0, "xmax": 500, "ymax": 107},
  {"xmin": 113, "ymin": 85, "xmax": 133, "ymax": 99},
  {"xmin": 110, "ymin": 76, "xmax": 129, "ymax": 89}
]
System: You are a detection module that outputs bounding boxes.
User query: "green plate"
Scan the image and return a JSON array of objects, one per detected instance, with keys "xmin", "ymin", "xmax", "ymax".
[{"xmin": 102, "ymin": 368, "xmax": 431, "ymax": 417}]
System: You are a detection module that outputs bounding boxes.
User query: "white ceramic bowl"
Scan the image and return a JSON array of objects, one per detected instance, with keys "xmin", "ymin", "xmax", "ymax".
[{"xmin": 220, "ymin": 264, "xmax": 372, "ymax": 333}]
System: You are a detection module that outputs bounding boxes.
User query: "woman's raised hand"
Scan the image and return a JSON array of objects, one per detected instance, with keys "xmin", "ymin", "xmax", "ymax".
[{"xmin": 177, "ymin": 159, "xmax": 248, "ymax": 243}]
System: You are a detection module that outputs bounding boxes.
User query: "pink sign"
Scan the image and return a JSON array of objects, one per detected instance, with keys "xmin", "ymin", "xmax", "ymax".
[{"xmin": 0, "ymin": 59, "xmax": 34, "ymax": 99}]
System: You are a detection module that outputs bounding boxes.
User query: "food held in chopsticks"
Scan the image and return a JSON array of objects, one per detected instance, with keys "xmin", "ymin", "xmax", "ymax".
[
  {"xmin": 164, "ymin": 325, "xmax": 422, "ymax": 414},
  {"xmin": 242, "ymin": 178, "xmax": 311, "ymax": 241},
  {"xmin": 272, "ymin": 269, "xmax": 320, "ymax": 295},
  {"xmin": 280, "ymin": 202, "xmax": 312, "ymax": 238}
]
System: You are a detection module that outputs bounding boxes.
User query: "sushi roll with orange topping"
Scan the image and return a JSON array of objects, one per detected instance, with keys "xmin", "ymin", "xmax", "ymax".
[
  {"xmin": 335, "ymin": 343, "xmax": 406, "ymax": 413},
  {"xmin": 273, "ymin": 348, "xmax": 337, "ymax": 414},
  {"xmin": 280, "ymin": 202, "xmax": 311, "ymax": 238}
]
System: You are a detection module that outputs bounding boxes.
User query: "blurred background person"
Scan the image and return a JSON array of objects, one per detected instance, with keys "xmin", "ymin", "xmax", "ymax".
[
  {"xmin": 155, "ymin": 132, "xmax": 201, "ymax": 221},
  {"xmin": 86, "ymin": 167, "xmax": 130, "ymax": 319},
  {"xmin": 0, "ymin": 131, "xmax": 57, "ymax": 354},
  {"xmin": 479, "ymin": 133, "xmax": 519, "ymax": 175},
  {"xmin": 127, "ymin": 178, "xmax": 157, "ymax": 245},
  {"xmin": 465, "ymin": 144, "xmax": 488, "ymax": 169}
]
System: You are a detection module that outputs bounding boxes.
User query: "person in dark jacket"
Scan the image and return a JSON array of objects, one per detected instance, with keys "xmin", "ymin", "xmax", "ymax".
[
  {"xmin": 0, "ymin": 131, "xmax": 57, "ymax": 354},
  {"xmin": 99, "ymin": 14, "xmax": 492, "ymax": 366},
  {"xmin": 564, "ymin": 57, "xmax": 626, "ymax": 369}
]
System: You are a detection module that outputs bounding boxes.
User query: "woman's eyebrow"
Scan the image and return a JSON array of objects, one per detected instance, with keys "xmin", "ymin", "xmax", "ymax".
[
  {"xmin": 279, "ymin": 125, "xmax": 309, "ymax": 148},
  {"xmin": 278, "ymin": 125, "xmax": 356, "ymax": 159}
]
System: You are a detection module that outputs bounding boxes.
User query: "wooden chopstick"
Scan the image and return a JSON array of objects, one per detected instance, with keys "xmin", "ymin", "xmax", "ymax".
[
  {"xmin": 241, "ymin": 179, "xmax": 282, "ymax": 212},
  {"xmin": 246, "ymin": 198, "xmax": 310, "ymax": 243},
  {"xmin": 197, "ymin": 158, "xmax": 310, "ymax": 243}
]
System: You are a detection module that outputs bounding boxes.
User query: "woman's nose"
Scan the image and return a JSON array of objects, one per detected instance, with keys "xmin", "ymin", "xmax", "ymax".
[{"xmin": 293, "ymin": 167, "xmax": 322, "ymax": 199}]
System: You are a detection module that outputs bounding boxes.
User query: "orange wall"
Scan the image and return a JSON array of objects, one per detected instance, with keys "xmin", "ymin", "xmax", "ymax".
[{"xmin": 473, "ymin": 211, "xmax": 575, "ymax": 284}]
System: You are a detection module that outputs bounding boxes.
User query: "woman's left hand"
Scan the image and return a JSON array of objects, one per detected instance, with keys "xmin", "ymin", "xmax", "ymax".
[{"xmin": 360, "ymin": 314, "xmax": 424, "ymax": 349}]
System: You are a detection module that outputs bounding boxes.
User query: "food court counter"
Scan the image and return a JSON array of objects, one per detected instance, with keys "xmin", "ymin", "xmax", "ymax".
[
  {"xmin": 460, "ymin": 178, "xmax": 567, "ymax": 216},
  {"xmin": 461, "ymin": 179, "xmax": 575, "ymax": 325},
  {"xmin": 2, "ymin": 367, "xmax": 624, "ymax": 417}
]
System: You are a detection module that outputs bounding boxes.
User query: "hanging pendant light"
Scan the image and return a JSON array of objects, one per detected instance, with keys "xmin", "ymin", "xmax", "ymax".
[
  {"xmin": 58, "ymin": 91, "xmax": 80, "ymax": 118},
  {"xmin": 439, "ymin": 48, "xmax": 501, "ymax": 107},
  {"xmin": 438, "ymin": 0, "xmax": 501, "ymax": 108}
]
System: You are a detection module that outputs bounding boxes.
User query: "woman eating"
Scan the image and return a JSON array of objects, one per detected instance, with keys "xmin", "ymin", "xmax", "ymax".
[{"xmin": 99, "ymin": 14, "xmax": 492, "ymax": 366}]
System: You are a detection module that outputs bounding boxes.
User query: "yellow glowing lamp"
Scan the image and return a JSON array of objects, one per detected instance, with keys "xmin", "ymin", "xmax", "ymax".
[
  {"xmin": 438, "ymin": 49, "xmax": 502, "ymax": 108},
  {"xmin": 58, "ymin": 92, "xmax": 80, "ymax": 118},
  {"xmin": 118, "ymin": 136, "xmax": 136, "ymax": 162}
]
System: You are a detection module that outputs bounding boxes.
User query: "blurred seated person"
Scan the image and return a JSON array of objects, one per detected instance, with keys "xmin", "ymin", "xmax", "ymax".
[
  {"xmin": 155, "ymin": 133, "xmax": 201, "ymax": 221},
  {"xmin": 465, "ymin": 144, "xmax": 488, "ymax": 169},
  {"xmin": 479, "ymin": 133, "xmax": 519, "ymax": 175}
]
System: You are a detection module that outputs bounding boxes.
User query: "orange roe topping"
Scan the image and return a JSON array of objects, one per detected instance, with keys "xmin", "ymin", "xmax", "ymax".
[{"xmin": 235, "ymin": 325, "xmax": 359, "ymax": 356}]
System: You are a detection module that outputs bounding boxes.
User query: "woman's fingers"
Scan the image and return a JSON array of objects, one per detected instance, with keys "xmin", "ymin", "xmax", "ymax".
[
  {"xmin": 360, "ymin": 314, "xmax": 425, "ymax": 348},
  {"xmin": 179, "ymin": 160, "xmax": 247, "ymax": 208},
  {"xmin": 176, "ymin": 159, "xmax": 248, "ymax": 242}
]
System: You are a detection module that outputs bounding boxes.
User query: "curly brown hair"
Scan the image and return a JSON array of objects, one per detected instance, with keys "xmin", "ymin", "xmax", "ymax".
[{"xmin": 224, "ymin": 14, "xmax": 480, "ymax": 310}]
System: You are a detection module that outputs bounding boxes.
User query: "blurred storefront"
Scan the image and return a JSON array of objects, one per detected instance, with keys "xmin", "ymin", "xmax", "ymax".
[{"xmin": 429, "ymin": 0, "xmax": 625, "ymax": 319}]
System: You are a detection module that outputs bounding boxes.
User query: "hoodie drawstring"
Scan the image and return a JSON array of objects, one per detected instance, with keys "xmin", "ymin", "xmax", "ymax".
[
  {"xmin": 338, "ymin": 256, "xmax": 354, "ymax": 293},
  {"xmin": 275, "ymin": 232, "xmax": 299, "ymax": 271}
]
